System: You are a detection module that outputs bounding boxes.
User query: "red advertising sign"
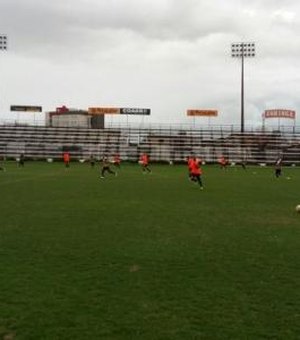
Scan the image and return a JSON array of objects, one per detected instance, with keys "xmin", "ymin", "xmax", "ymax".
[{"xmin": 264, "ymin": 109, "xmax": 296, "ymax": 119}]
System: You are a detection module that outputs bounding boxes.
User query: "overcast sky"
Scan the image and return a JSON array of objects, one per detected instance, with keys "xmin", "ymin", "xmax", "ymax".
[{"xmin": 0, "ymin": 0, "xmax": 299, "ymax": 127}]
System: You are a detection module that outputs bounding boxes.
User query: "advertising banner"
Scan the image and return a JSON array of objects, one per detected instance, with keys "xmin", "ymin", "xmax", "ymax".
[
  {"xmin": 10, "ymin": 105, "xmax": 42, "ymax": 112},
  {"xmin": 120, "ymin": 108, "xmax": 150, "ymax": 115},
  {"xmin": 187, "ymin": 109, "xmax": 218, "ymax": 117},
  {"xmin": 88, "ymin": 107, "xmax": 120, "ymax": 115},
  {"xmin": 264, "ymin": 109, "xmax": 296, "ymax": 119},
  {"xmin": 88, "ymin": 107, "xmax": 151, "ymax": 115}
]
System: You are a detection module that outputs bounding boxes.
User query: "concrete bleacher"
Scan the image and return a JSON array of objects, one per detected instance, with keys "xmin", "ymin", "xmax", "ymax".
[{"xmin": 0, "ymin": 124, "xmax": 300, "ymax": 164}]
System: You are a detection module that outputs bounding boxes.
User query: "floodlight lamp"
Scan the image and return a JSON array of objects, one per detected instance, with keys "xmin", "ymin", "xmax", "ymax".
[{"xmin": 0, "ymin": 34, "xmax": 7, "ymax": 50}]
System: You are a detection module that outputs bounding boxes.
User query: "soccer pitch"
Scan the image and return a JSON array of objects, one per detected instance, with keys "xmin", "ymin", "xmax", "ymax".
[{"xmin": 0, "ymin": 162, "xmax": 299, "ymax": 339}]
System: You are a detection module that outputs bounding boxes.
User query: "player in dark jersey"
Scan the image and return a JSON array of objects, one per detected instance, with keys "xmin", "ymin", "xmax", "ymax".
[
  {"xmin": 18, "ymin": 153, "xmax": 25, "ymax": 167},
  {"xmin": 89, "ymin": 154, "xmax": 96, "ymax": 168},
  {"xmin": 0, "ymin": 156, "xmax": 5, "ymax": 171},
  {"xmin": 274, "ymin": 157, "xmax": 282, "ymax": 178},
  {"xmin": 100, "ymin": 157, "xmax": 116, "ymax": 178}
]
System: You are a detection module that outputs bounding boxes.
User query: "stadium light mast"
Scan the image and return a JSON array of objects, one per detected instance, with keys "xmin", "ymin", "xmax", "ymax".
[
  {"xmin": 0, "ymin": 34, "xmax": 7, "ymax": 51},
  {"xmin": 0, "ymin": 34, "xmax": 8, "ymax": 122},
  {"xmin": 231, "ymin": 42, "xmax": 255, "ymax": 133}
]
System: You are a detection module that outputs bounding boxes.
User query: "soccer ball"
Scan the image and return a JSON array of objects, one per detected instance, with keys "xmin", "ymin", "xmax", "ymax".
[{"xmin": 295, "ymin": 205, "xmax": 300, "ymax": 213}]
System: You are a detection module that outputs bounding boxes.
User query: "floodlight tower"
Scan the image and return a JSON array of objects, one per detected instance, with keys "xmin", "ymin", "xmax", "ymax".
[
  {"xmin": 0, "ymin": 35, "xmax": 7, "ymax": 122},
  {"xmin": 0, "ymin": 35, "xmax": 7, "ymax": 51},
  {"xmin": 231, "ymin": 42, "xmax": 255, "ymax": 132}
]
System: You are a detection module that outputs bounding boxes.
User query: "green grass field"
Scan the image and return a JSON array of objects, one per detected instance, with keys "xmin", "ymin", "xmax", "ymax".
[{"xmin": 0, "ymin": 162, "xmax": 300, "ymax": 339}]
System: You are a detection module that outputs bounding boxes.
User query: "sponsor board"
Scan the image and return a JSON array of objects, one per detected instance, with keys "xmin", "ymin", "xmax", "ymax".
[
  {"xmin": 120, "ymin": 108, "xmax": 150, "ymax": 115},
  {"xmin": 88, "ymin": 107, "xmax": 151, "ymax": 115},
  {"xmin": 10, "ymin": 105, "xmax": 42, "ymax": 112},
  {"xmin": 264, "ymin": 109, "xmax": 296, "ymax": 119},
  {"xmin": 88, "ymin": 107, "xmax": 120, "ymax": 115},
  {"xmin": 187, "ymin": 109, "xmax": 218, "ymax": 117}
]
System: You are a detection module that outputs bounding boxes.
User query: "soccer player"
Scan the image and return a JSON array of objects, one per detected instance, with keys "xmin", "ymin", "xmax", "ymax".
[
  {"xmin": 63, "ymin": 152, "xmax": 70, "ymax": 168},
  {"xmin": 18, "ymin": 153, "xmax": 25, "ymax": 167},
  {"xmin": 0, "ymin": 156, "xmax": 5, "ymax": 171},
  {"xmin": 187, "ymin": 156, "xmax": 194, "ymax": 180},
  {"xmin": 274, "ymin": 157, "xmax": 282, "ymax": 178},
  {"xmin": 140, "ymin": 153, "xmax": 151, "ymax": 173},
  {"xmin": 100, "ymin": 156, "xmax": 115, "ymax": 178},
  {"xmin": 113, "ymin": 154, "xmax": 121, "ymax": 169},
  {"xmin": 190, "ymin": 157, "xmax": 204, "ymax": 189},
  {"xmin": 89, "ymin": 154, "xmax": 96, "ymax": 168},
  {"xmin": 218, "ymin": 155, "xmax": 228, "ymax": 169},
  {"xmin": 240, "ymin": 159, "xmax": 247, "ymax": 170}
]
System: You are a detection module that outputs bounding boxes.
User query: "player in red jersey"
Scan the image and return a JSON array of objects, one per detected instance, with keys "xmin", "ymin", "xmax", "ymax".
[
  {"xmin": 113, "ymin": 154, "xmax": 121, "ymax": 169},
  {"xmin": 139, "ymin": 153, "xmax": 151, "ymax": 173},
  {"xmin": 63, "ymin": 152, "xmax": 70, "ymax": 168},
  {"xmin": 218, "ymin": 155, "xmax": 228, "ymax": 169},
  {"xmin": 190, "ymin": 157, "xmax": 204, "ymax": 189},
  {"xmin": 187, "ymin": 156, "xmax": 194, "ymax": 180}
]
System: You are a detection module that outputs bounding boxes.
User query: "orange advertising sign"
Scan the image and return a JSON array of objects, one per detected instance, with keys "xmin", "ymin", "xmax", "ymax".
[
  {"xmin": 264, "ymin": 109, "xmax": 296, "ymax": 119},
  {"xmin": 187, "ymin": 109, "xmax": 218, "ymax": 117},
  {"xmin": 88, "ymin": 107, "xmax": 120, "ymax": 115}
]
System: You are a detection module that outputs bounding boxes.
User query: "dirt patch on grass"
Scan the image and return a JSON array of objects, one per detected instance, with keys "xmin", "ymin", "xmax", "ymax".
[{"xmin": 129, "ymin": 264, "xmax": 140, "ymax": 272}]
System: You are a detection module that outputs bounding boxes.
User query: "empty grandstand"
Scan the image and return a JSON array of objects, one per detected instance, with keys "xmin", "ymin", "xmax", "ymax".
[{"xmin": 0, "ymin": 122, "xmax": 300, "ymax": 164}]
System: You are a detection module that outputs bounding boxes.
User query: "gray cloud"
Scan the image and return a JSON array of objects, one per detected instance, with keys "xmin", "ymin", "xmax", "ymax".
[{"xmin": 0, "ymin": 0, "xmax": 299, "ymax": 127}]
